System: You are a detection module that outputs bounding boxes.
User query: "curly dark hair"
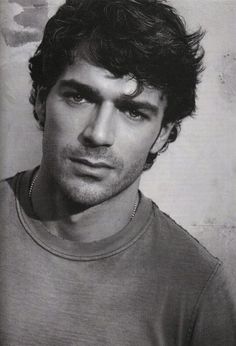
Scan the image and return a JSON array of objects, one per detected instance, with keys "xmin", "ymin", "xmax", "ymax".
[{"xmin": 29, "ymin": 0, "xmax": 204, "ymax": 167}]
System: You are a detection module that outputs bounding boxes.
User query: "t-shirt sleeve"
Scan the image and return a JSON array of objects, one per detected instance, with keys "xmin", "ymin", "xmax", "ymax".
[{"xmin": 189, "ymin": 263, "xmax": 236, "ymax": 345}]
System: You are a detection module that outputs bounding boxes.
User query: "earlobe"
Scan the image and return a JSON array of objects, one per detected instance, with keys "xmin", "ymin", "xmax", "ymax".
[
  {"xmin": 150, "ymin": 122, "xmax": 175, "ymax": 155},
  {"xmin": 35, "ymin": 87, "xmax": 46, "ymax": 127}
]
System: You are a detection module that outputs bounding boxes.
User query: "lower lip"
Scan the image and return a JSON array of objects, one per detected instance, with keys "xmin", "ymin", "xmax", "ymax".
[{"xmin": 70, "ymin": 159, "xmax": 112, "ymax": 177}]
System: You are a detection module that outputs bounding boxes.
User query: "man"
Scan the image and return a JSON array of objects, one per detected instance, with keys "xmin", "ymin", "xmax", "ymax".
[{"xmin": 0, "ymin": 0, "xmax": 235, "ymax": 345}]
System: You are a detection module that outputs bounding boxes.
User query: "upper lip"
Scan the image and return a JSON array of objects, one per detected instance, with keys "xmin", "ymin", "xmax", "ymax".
[{"xmin": 70, "ymin": 157, "xmax": 113, "ymax": 169}]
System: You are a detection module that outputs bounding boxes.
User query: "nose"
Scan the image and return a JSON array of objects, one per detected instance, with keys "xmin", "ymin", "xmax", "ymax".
[{"xmin": 81, "ymin": 102, "xmax": 115, "ymax": 147}]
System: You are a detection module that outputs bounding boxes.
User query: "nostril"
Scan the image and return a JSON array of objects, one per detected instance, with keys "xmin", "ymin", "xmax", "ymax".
[{"xmin": 80, "ymin": 131, "xmax": 101, "ymax": 147}]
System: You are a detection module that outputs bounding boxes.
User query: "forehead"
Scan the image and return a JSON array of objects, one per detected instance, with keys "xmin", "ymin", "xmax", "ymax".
[{"xmin": 56, "ymin": 58, "xmax": 165, "ymax": 106}]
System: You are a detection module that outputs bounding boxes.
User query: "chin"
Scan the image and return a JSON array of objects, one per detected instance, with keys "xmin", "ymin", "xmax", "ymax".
[
  {"xmin": 58, "ymin": 172, "xmax": 139, "ymax": 209},
  {"xmin": 57, "ymin": 178, "xmax": 118, "ymax": 207}
]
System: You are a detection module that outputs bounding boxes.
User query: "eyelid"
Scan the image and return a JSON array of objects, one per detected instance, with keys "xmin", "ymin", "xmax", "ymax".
[
  {"xmin": 116, "ymin": 99, "xmax": 153, "ymax": 116},
  {"xmin": 128, "ymin": 109, "xmax": 146, "ymax": 120},
  {"xmin": 117, "ymin": 105, "xmax": 147, "ymax": 121},
  {"xmin": 63, "ymin": 90, "xmax": 96, "ymax": 104}
]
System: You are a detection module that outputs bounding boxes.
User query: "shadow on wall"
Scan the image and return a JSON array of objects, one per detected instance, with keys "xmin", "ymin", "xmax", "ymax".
[{"xmin": 1, "ymin": 0, "xmax": 48, "ymax": 47}]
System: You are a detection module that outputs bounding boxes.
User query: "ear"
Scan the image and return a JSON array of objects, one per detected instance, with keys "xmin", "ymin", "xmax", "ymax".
[
  {"xmin": 149, "ymin": 122, "xmax": 175, "ymax": 155},
  {"xmin": 35, "ymin": 87, "xmax": 47, "ymax": 127}
]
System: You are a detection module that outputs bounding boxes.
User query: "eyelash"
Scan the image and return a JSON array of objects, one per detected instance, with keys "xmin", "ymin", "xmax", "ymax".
[
  {"xmin": 63, "ymin": 92, "xmax": 90, "ymax": 105},
  {"xmin": 125, "ymin": 109, "xmax": 146, "ymax": 121},
  {"xmin": 117, "ymin": 105, "xmax": 147, "ymax": 121}
]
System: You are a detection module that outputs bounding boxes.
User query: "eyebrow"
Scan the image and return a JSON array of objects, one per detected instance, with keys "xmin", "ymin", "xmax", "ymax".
[
  {"xmin": 116, "ymin": 97, "xmax": 159, "ymax": 115},
  {"xmin": 59, "ymin": 79, "xmax": 159, "ymax": 114},
  {"xmin": 58, "ymin": 79, "xmax": 103, "ymax": 103}
]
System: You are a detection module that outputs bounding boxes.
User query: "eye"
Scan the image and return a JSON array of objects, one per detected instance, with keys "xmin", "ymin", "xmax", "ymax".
[
  {"xmin": 125, "ymin": 108, "xmax": 146, "ymax": 121},
  {"xmin": 63, "ymin": 92, "xmax": 89, "ymax": 105},
  {"xmin": 71, "ymin": 94, "xmax": 86, "ymax": 103}
]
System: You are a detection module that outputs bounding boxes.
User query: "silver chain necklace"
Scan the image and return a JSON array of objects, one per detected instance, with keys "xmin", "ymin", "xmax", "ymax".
[
  {"xmin": 130, "ymin": 196, "xmax": 139, "ymax": 220},
  {"xmin": 28, "ymin": 170, "xmax": 39, "ymax": 201},
  {"xmin": 28, "ymin": 171, "xmax": 139, "ymax": 221}
]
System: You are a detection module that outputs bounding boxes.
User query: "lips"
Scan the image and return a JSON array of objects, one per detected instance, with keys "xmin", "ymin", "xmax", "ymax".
[{"xmin": 70, "ymin": 157, "xmax": 114, "ymax": 169}]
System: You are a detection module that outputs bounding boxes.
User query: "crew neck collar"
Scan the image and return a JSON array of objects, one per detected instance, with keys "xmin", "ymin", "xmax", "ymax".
[{"xmin": 15, "ymin": 169, "xmax": 154, "ymax": 261}]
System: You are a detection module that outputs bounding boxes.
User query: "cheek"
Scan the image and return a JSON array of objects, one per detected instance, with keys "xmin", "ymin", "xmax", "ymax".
[
  {"xmin": 120, "ymin": 124, "xmax": 159, "ymax": 157},
  {"xmin": 44, "ymin": 107, "xmax": 79, "ymax": 147},
  {"xmin": 46, "ymin": 105, "xmax": 70, "ymax": 133},
  {"xmin": 119, "ymin": 133, "xmax": 155, "ymax": 171}
]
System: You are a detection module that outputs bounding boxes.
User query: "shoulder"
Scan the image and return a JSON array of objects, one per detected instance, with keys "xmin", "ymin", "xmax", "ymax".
[
  {"xmin": 0, "ymin": 172, "xmax": 24, "ymax": 214},
  {"xmin": 0, "ymin": 171, "xmax": 24, "ymax": 194},
  {"xmin": 187, "ymin": 261, "xmax": 236, "ymax": 344},
  {"xmin": 144, "ymin": 199, "xmax": 221, "ymax": 289},
  {"xmin": 0, "ymin": 174, "xmax": 17, "ymax": 197},
  {"xmin": 151, "ymin": 201, "xmax": 220, "ymax": 264},
  {"xmin": 139, "ymin": 196, "xmax": 236, "ymax": 341},
  {"xmin": 148, "ymin": 200, "xmax": 236, "ymax": 336},
  {"xmin": 0, "ymin": 170, "xmax": 31, "ymax": 207}
]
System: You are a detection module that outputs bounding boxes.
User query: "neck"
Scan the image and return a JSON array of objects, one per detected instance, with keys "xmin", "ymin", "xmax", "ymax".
[{"xmin": 31, "ymin": 167, "xmax": 140, "ymax": 242}]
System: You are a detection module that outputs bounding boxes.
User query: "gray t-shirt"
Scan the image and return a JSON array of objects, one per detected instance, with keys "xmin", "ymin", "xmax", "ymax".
[{"xmin": 0, "ymin": 170, "xmax": 236, "ymax": 345}]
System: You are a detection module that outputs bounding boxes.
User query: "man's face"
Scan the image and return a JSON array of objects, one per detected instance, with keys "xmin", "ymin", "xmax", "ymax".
[{"xmin": 37, "ymin": 58, "xmax": 172, "ymax": 206}]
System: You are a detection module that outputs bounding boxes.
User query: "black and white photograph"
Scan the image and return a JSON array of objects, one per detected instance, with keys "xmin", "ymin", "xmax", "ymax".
[{"xmin": 0, "ymin": 0, "xmax": 236, "ymax": 344}]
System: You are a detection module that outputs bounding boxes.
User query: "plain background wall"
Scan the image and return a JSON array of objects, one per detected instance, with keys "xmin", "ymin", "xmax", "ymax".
[{"xmin": 0, "ymin": 0, "xmax": 236, "ymax": 277}]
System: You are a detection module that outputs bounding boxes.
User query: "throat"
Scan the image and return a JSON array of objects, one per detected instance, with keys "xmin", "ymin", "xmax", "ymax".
[{"xmin": 40, "ymin": 192, "xmax": 139, "ymax": 243}]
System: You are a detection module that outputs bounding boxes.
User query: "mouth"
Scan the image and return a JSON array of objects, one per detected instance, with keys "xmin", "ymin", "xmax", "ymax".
[{"xmin": 70, "ymin": 157, "xmax": 114, "ymax": 170}]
